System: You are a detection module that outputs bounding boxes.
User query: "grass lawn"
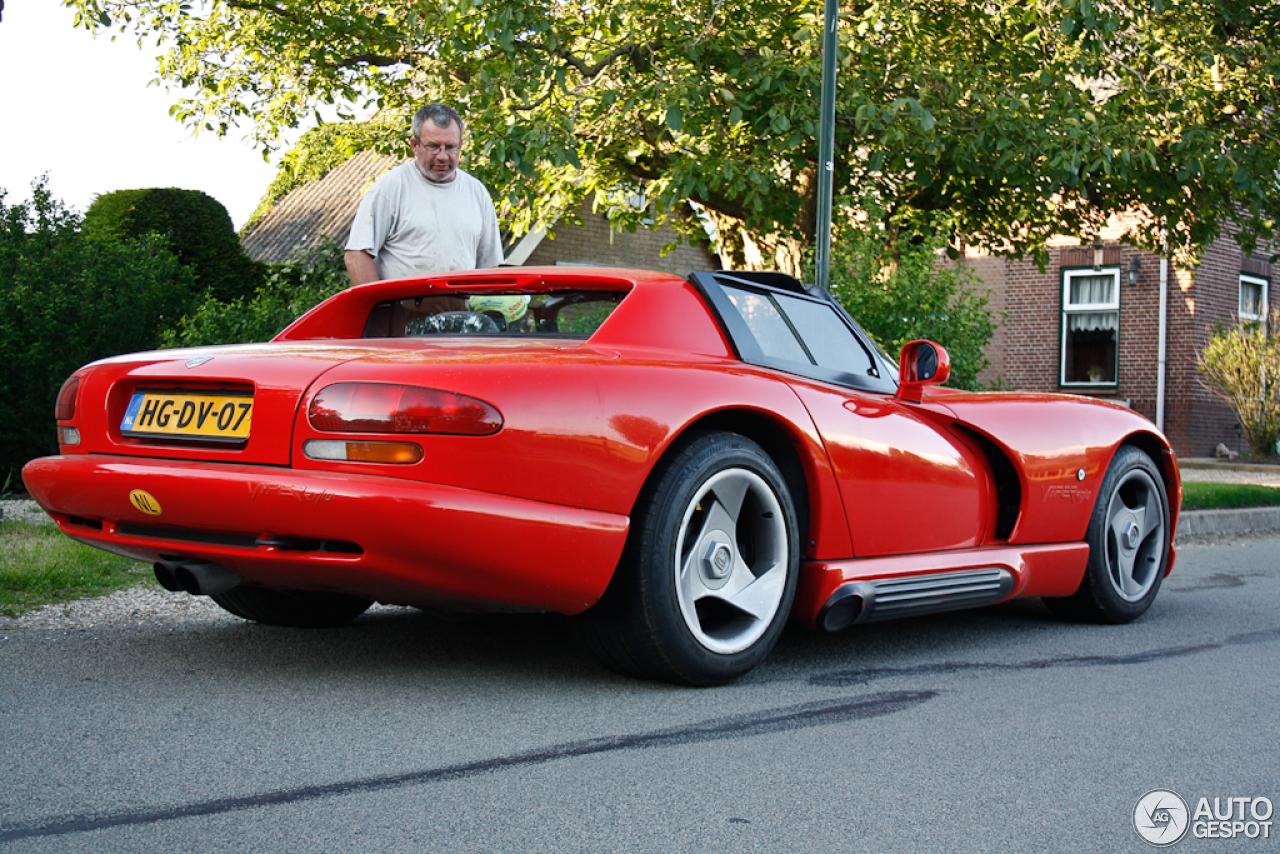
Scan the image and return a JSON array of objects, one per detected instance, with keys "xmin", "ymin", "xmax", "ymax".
[
  {"xmin": 0, "ymin": 519, "xmax": 153, "ymax": 617},
  {"xmin": 1181, "ymin": 481, "xmax": 1280, "ymax": 512}
]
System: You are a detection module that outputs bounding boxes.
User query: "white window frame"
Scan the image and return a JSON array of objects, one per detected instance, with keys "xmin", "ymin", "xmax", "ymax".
[
  {"xmin": 1239, "ymin": 274, "xmax": 1269, "ymax": 322},
  {"xmin": 1061, "ymin": 266, "xmax": 1121, "ymax": 387}
]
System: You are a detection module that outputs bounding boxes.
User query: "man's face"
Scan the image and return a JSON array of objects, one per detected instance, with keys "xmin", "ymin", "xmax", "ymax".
[{"xmin": 411, "ymin": 120, "xmax": 462, "ymax": 184}]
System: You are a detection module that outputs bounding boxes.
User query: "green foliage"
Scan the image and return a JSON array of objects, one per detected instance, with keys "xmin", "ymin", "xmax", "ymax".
[
  {"xmin": 0, "ymin": 518, "xmax": 152, "ymax": 617},
  {"xmin": 245, "ymin": 120, "xmax": 401, "ymax": 231},
  {"xmin": 0, "ymin": 179, "xmax": 199, "ymax": 481},
  {"xmin": 1198, "ymin": 314, "xmax": 1280, "ymax": 457},
  {"xmin": 68, "ymin": 0, "xmax": 1280, "ymax": 270},
  {"xmin": 84, "ymin": 188, "xmax": 265, "ymax": 302},
  {"xmin": 163, "ymin": 236, "xmax": 350, "ymax": 346},
  {"xmin": 825, "ymin": 217, "xmax": 997, "ymax": 391},
  {"xmin": 1181, "ymin": 481, "xmax": 1280, "ymax": 512}
]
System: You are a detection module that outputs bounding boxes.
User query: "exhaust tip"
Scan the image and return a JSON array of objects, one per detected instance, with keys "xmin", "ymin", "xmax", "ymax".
[
  {"xmin": 158, "ymin": 561, "xmax": 242, "ymax": 596},
  {"xmin": 153, "ymin": 562, "xmax": 183, "ymax": 593},
  {"xmin": 818, "ymin": 586, "xmax": 864, "ymax": 632}
]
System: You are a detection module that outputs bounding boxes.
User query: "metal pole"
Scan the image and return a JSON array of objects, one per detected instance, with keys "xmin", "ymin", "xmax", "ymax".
[{"xmin": 813, "ymin": 0, "xmax": 839, "ymax": 293}]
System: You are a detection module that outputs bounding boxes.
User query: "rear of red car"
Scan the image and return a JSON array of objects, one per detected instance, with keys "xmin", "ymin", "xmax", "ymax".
[{"xmin": 22, "ymin": 269, "xmax": 712, "ymax": 614}]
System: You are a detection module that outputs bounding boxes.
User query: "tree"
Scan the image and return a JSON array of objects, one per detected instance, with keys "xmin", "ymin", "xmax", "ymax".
[
  {"xmin": 1198, "ymin": 313, "xmax": 1280, "ymax": 458},
  {"xmin": 71, "ymin": 0, "xmax": 1280, "ymax": 272},
  {"xmin": 0, "ymin": 180, "xmax": 198, "ymax": 481},
  {"xmin": 825, "ymin": 210, "xmax": 997, "ymax": 391},
  {"xmin": 84, "ymin": 188, "xmax": 265, "ymax": 302}
]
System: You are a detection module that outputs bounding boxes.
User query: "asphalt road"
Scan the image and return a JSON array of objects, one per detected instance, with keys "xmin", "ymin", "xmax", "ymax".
[{"xmin": 1, "ymin": 535, "xmax": 1277, "ymax": 854}]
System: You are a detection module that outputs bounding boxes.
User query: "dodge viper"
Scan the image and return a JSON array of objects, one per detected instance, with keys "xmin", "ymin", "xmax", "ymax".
[{"xmin": 23, "ymin": 267, "xmax": 1180, "ymax": 684}]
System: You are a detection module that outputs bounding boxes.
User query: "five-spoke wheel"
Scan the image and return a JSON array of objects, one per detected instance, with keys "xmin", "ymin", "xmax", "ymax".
[
  {"xmin": 1044, "ymin": 445, "xmax": 1170, "ymax": 623},
  {"xmin": 1101, "ymin": 464, "xmax": 1166, "ymax": 603},
  {"xmin": 575, "ymin": 431, "xmax": 800, "ymax": 685},
  {"xmin": 673, "ymin": 467, "xmax": 790, "ymax": 655}
]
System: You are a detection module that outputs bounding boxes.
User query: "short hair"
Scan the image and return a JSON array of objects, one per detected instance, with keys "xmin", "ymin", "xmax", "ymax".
[{"xmin": 412, "ymin": 103, "xmax": 464, "ymax": 140}]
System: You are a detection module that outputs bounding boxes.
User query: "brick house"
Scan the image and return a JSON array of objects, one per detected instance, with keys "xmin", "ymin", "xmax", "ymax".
[
  {"xmin": 967, "ymin": 222, "xmax": 1273, "ymax": 458},
  {"xmin": 240, "ymin": 152, "xmax": 720, "ymax": 275}
]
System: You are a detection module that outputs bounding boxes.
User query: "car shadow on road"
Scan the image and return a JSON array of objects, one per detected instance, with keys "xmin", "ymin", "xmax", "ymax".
[
  {"xmin": 114, "ymin": 605, "xmax": 642, "ymax": 691},
  {"xmin": 70, "ymin": 581, "xmax": 1228, "ymax": 694}
]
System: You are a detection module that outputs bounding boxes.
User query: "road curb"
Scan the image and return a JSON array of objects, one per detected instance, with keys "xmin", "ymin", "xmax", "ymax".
[
  {"xmin": 1177, "ymin": 507, "xmax": 1280, "ymax": 538},
  {"xmin": 1178, "ymin": 457, "xmax": 1280, "ymax": 474}
]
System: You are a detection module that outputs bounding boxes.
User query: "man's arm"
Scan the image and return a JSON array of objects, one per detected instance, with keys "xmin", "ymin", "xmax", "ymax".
[
  {"xmin": 476, "ymin": 201, "xmax": 504, "ymax": 269},
  {"xmin": 344, "ymin": 249, "xmax": 381, "ymax": 286}
]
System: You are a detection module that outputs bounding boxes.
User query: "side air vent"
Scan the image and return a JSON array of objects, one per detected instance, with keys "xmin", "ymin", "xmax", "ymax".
[{"xmin": 960, "ymin": 428, "xmax": 1021, "ymax": 540}]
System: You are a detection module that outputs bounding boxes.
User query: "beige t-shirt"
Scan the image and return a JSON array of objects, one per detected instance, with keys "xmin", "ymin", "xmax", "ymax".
[{"xmin": 346, "ymin": 162, "xmax": 504, "ymax": 279}]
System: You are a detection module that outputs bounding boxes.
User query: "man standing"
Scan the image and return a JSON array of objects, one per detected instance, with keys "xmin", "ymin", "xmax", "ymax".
[{"xmin": 344, "ymin": 103, "xmax": 503, "ymax": 285}]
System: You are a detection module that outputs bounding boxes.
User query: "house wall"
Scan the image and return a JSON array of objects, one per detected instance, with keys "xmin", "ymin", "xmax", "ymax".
[
  {"xmin": 524, "ymin": 200, "xmax": 720, "ymax": 274},
  {"xmin": 971, "ymin": 229, "xmax": 1274, "ymax": 459},
  {"xmin": 1180, "ymin": 233, "xmax": 1273, "ymax": 456}
]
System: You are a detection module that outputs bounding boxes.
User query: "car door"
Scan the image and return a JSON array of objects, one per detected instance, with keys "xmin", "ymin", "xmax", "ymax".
[
  {"xmin": 787, "ymin": 381, "xmax": 990, "ymax": 555},
  {"xmin": 690, "ymin": 271, "xmax": 990, "ymax": 557}
]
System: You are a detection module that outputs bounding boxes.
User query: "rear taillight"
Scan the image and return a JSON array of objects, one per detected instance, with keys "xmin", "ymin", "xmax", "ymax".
[
  {"xmin": 55, "ymin": 376, "xmax": 80, "ymax": 421},
  {"xmin": 308, "ymin": 383, "xmax": 502, "ymax": 436}
]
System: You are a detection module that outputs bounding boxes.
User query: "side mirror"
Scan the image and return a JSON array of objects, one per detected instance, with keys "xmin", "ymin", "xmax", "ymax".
[{"xmin": 896, "ymin": 340, "xmax": 951, "ymax": 403}]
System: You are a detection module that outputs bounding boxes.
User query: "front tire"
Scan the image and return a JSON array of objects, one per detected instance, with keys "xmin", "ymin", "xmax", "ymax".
[
  {"xmin": 210, "ymin": 587, "xmax": 373, "ymax": 628},
  {"xmin": 1044, "ymin": 445, "xmax": 1170, "ymax": 623},
  {"xmin": 576, "ymin": 431, "xmax": 801, "ymax": 685}
]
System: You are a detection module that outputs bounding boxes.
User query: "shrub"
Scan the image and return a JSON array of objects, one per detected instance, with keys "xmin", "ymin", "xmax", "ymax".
[
  {"xmin": 824, "ymin": 221, "xmax": 998, "ymax": 391},
  {"xmin": 1198, "ymin": 313, "xmax": 1280, "ymax": 457},
  {"xmin": 163, "ymin": 236, "xmax": 351, "ymax": 347},
  {"xmin": 84, "ymin": 188, "xmax": 265, "ymax": 302},
  {"xmin": 0, "ymin": 180, "xmax": 198, "ymax": 481}
]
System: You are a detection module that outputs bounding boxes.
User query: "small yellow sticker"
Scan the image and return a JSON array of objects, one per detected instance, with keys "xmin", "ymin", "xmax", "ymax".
[{"xmin": 129, "ymin": 490, "xmax": 163, "ymax": 516}]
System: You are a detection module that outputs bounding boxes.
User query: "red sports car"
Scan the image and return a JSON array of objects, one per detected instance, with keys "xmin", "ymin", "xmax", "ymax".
[{"xmin": 23, "ymin": 267, "xmax": 1180, "ymax": 684}]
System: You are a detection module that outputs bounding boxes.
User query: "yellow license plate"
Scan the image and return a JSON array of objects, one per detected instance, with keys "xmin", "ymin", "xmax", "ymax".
[{"xmin": 121, "ymin": 391, "xmax": 253, "ymax": 441}]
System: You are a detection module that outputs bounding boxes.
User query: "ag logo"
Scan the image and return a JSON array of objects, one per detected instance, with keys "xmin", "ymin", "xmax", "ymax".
[
  {"xmin": 128, "ymin": 489, "xmax": 163, "ymax": 516},
  {"xmin": 1135, "ymin": 789, "xmax": 1190, "ymax": 846}
]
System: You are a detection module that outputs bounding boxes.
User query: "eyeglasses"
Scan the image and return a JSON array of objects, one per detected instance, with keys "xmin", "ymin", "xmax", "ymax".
[{"xmin": 414, "ymin": 140, "xmax": 460, "ymax": 155}]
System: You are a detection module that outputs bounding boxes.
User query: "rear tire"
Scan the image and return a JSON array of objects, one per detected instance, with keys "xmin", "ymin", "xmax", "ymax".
[
  {"xmin": 1043, "ymin": 446, "xmax": 1170, "ymax": 623},
  {"xmin": 575, "ymin": 431, "xmax": 800, "ymax": 685},
  {"xmin": 210, "ymin": 587, "xmax": 373, "ymax": 628}
]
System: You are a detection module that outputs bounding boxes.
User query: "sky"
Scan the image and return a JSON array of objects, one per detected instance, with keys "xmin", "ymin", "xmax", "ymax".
[{"xmin": 0, "ymin": 2, "xmax": 287, "ymax": 230}]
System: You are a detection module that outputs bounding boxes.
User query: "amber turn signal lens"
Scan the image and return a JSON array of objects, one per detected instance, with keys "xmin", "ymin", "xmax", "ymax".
[
  {"xmin": 304, "ymin": 440, "xmax": 424, "ymax": 464},
  {"xmin": 308, "ymin": 383, "xmax": 502, "ymax": 435}
]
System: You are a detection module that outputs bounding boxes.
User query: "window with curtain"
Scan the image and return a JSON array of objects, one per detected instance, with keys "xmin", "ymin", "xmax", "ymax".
[
  {"xmin": 1061, "ymin": 268, "xmax": 1119, "ymax": 386},
  {"xmin": 1240, "ymin": 274, "xmax": 1268, "ymax": 322}
]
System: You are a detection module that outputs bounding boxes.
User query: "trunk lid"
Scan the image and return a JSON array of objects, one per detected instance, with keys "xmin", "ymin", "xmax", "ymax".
[
  {"xmin": 67, "ymin": 343, "xmax": 391, "ymax": 466},
  {"xmin": 64, "ymin": 339, "xmax": 615, "ymax": 467}
]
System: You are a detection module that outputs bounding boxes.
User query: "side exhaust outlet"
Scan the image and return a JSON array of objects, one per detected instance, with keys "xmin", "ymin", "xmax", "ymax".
[
  {"xmin": 817, "ymin": 568, "xmax": 1016, "ymax": 632},
  {"xmin": 155, "ymin": 560, "xmax": 242, "ymax": 596}
]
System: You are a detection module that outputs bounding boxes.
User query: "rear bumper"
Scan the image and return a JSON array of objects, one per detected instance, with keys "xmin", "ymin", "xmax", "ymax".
[{"xmin": 22, "ymin": 454, "xmax": 629, "ymax": 614}]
